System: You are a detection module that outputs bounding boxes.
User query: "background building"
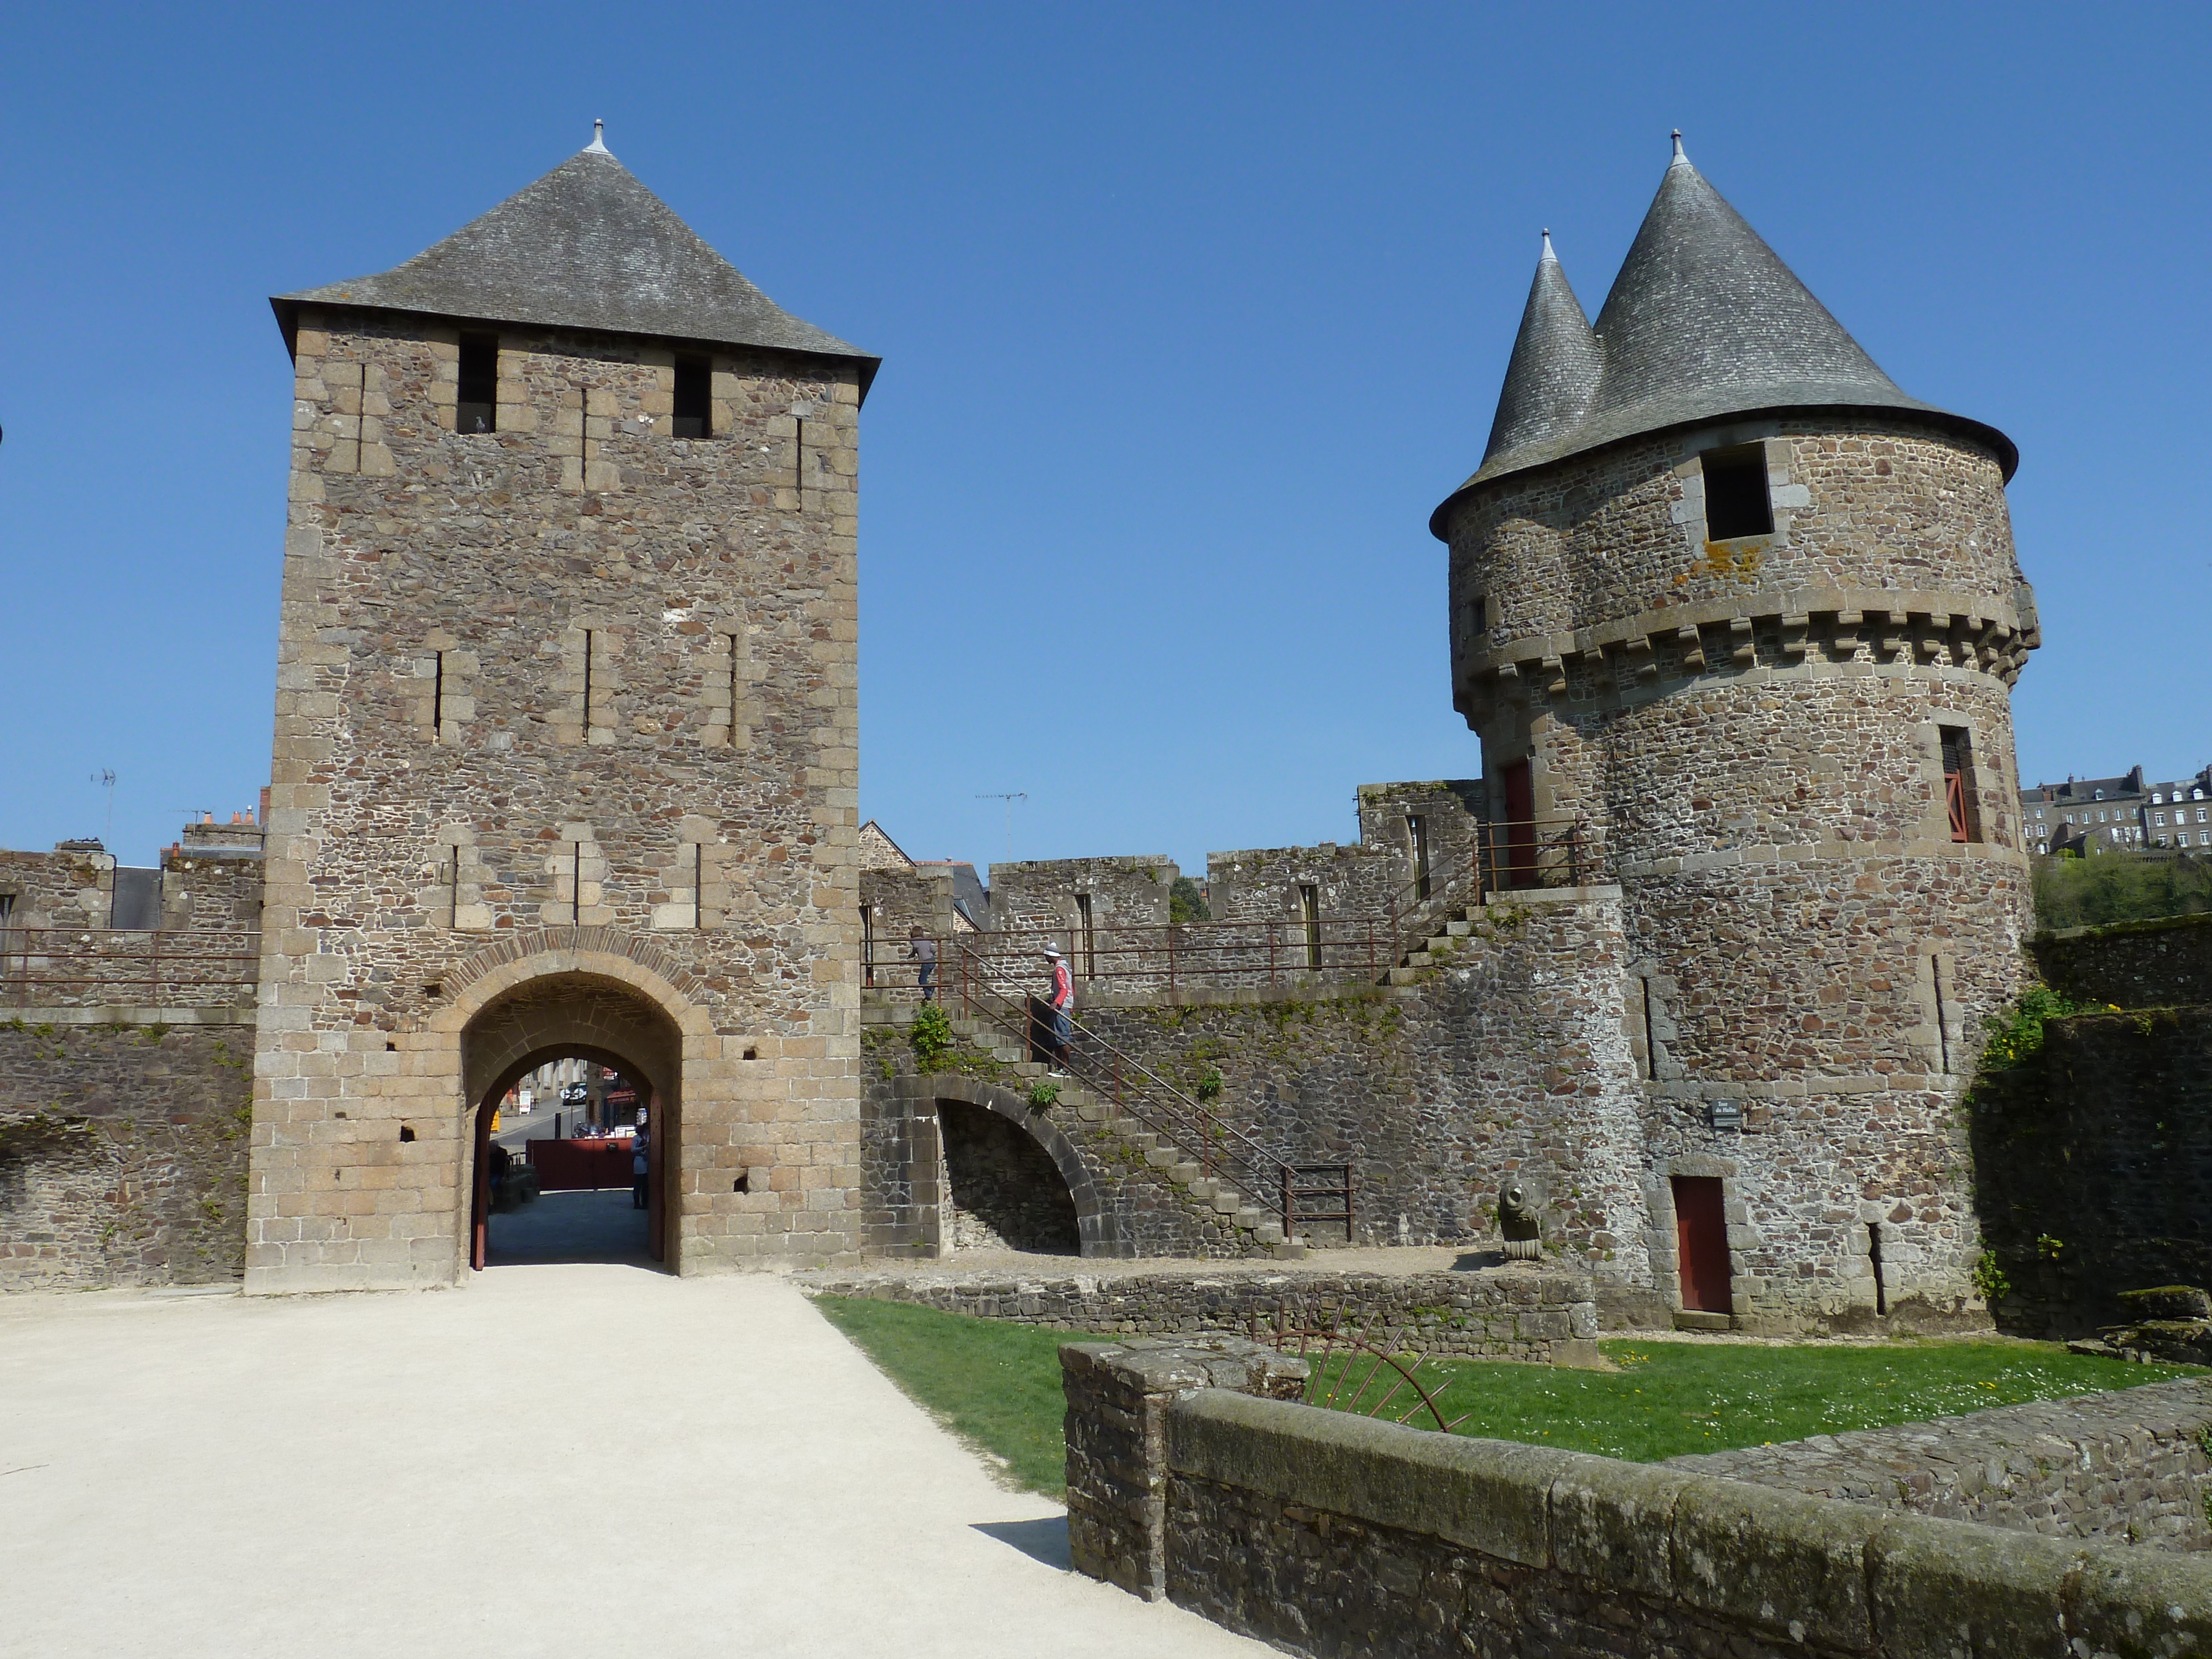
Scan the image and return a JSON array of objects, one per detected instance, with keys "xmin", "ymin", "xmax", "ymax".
[{"xmin": 2022, "ymin": 764, "xmax": 2212, "ymax": 855}]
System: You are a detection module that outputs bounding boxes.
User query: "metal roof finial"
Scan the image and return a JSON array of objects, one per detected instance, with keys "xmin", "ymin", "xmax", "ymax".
[
  {"xmin": 1541, "ymin": 229, "xmax": 1556, "ymax": 262},
  {"xmin": 586, "ymin": 118, "xmax": 610, "ymax": 155},
  {"xmin": 1670, "ymin": 129, "xmax": 1688, "ymax": 168}
]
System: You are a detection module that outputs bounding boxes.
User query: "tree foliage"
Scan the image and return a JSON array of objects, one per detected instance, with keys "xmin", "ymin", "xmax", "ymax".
[{"xmin": 2032, "ymin": 853, "xmax": 2212, "ymax": 931}]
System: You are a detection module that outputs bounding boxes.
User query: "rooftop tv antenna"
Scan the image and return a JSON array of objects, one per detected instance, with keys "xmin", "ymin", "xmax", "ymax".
[{"xmin": 975, "ymin": 792, "xmax": 1027, "ymax": 862}]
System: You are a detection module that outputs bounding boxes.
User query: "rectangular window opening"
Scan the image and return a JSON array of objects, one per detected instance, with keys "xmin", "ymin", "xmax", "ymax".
[
  {"xmin": 1700, "ymin": 443, "xmax": 1772, "ymax": 540},
  {"xmin": 693, "ymin": 844, "xmax": 705, "ymax": 931},
  {"xmin": 1074, "ymin": 893, "xmax": 1095, "ymax": 980},
  {"xmin": 672, "ymin": 354, "xmax": 711, "ymax": 440},
  {"xmin": 1298, "ymin": 884, "xmax": 1321, "ymax": 970},
  {"xmin": 431, "ymin": 650, "xmax": 445, "ymax": 738},
  {"xmin": 1939, "ymin": 726, "xmax": 1981, "ymax": 843},
  {"xmin": 1639, "ymin": 974, "xmax": 1659, "ymax": 1081},
  {"xmin": 860, "ymin": 904, "xmax": 875, "ymax": 988},
  {"xmin": 456, "ymin": 333, "xmax": 498, "ymax": 434},
  {"xmin": 1470, "ymin": 596, "xmax": 1488, "ymax": 634},
  {"xmin": 1407, "ymin": 814, "xmax": 1430, "ymax": 901}
]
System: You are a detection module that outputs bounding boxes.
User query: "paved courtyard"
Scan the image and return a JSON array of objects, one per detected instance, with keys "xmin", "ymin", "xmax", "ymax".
[{"xmin": 0, "ymin": 1264, "xmax": 1262, "ymax": 1658}]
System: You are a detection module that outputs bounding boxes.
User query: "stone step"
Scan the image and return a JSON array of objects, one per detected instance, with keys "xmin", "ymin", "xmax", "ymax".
[
  {"xmin": 1445, "ymin": 920, "xmax": 1472, "ymax": 937},
  {"xmin": 1271, "ymin": 1240, "xmax": 1311, "ymax": 1261}
]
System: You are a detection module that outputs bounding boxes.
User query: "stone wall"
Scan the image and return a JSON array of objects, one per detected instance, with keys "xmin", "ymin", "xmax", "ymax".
[
  {"xmin": 1971, "ymin": 1008, "xmax": 2212, "ymax": 1334},
  {"xmin": 1, "ymin": 1021, "xmax": 252, "ymax": 1289},
  {"xmin": 1355, "ymin": 780, "xmax": 1487, "ymax": 900},
  {"xmin": 1671, "ymin": 1378, "xmax": 2212, "ymax": 1551},
  {"xmin": 0, "ymin": 843, "xmax": 117, "ymax": 931},
  {"xmin": 987, "ymin": 856, "xmax": 1176, "ymax": 938},
  {"xmin": 1062, "ymin": 1335, "xmax": 2212, "ymax": 1658},
  {"xmin": 859, "ymin": 864, "xmax": 956, "ymax": 993},
  {"xmin": 1078, "ymin": 888, "xmax": 1646, "ymax": 1266},
  {"xmin": 2031, "ymin": 912, "xmax": 2212, "ymax": 1009},
  {"xmin": 806, "ymin": 1265, "xmax": 1599, "ymax": 1363}
]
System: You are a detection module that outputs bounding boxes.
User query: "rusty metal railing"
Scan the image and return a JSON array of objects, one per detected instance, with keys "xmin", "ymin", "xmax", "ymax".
[{"xmin": 0, "ymin": 928, "xmax": 261, "ymax": 1010}]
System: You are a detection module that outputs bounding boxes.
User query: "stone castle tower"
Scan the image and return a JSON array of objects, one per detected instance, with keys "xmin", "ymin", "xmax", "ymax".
[
  {"xmin": 246, "ymin": 128, "xmax": 874, "ymax": 1291},
  {"xmin": 1435, "ymin": 137, "xmax": 2039, "ymax": 1326}
]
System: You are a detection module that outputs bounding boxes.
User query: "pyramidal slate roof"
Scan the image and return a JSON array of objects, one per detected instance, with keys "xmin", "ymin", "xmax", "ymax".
[
  {"xmin": 273, "ymin": 126, "xmax": 878, "ymax": 396},
  {"xmin": 1436, "ymin": 137, "xmax": 2012, "ymax": 534}
]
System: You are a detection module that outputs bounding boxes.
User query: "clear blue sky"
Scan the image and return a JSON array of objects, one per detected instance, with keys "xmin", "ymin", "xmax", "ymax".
[{"xmin": 3, "ymin": 4, "xmax": 2205, "ymax": 873}]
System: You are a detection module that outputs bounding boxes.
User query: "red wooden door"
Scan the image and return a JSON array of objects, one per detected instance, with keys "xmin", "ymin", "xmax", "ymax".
[
  {"xmin": 1672, "ymin": 1176, "xmax": 1731, "ymax": 1313},
  {"xmin": 1501, "ymin": 760, "xmax": 1537, "ymax": 888},
  {"xmin": 470, "ymin": 1102, "xmax": 493, "ymax": 1271}
]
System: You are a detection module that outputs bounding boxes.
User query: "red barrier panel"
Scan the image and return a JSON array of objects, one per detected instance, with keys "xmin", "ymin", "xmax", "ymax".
[{"xmin": 527, "ymin": 1139, "xmax": 635, "ymax": 1191}]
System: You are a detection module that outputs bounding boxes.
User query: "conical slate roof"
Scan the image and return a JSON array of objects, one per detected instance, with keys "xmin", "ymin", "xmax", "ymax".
[
  {"xmin": 1481, "ymin": 232, "xmax": 1606, "ymax": 465},
  {"xmin": 273, "ymin": 128, "xmax": 878, "ymax": 395},
  {"xmin": 1436, "ymin": 138, "xmax": 2012, "ymax": 534}
]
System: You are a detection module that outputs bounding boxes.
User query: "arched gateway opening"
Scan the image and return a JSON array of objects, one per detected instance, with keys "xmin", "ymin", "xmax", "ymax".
[{"xmin": 461, "ymin": 973, "xmax": 684, "ymax": 1271}]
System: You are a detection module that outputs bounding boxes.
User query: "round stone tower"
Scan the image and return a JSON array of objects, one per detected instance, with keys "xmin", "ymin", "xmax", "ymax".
[{"xmin": 1433, "ymin": 137, "xmax": 2039, "ymax": 1332}]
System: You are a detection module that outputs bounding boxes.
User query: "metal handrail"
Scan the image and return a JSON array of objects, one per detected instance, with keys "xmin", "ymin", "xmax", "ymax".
[
  {"xmin": 941, "ymin": 937, "xmax": 1352, "ymax": 1241},
  {"xmin": 0, "ymin": 926, "xmax": 261, "ymax": 1009}
]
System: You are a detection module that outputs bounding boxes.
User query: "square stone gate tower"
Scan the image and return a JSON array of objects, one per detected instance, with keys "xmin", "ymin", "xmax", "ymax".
[{"xmin": 246, "ymin": 127, "xmax": 875, "ymax": 1291}]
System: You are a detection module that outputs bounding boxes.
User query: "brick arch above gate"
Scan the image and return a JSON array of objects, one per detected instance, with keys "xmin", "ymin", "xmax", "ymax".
[
  {"xmin": 894, "ymin": 1073, "xmax": 1125, "ymax": 1258},
  {"xmin": 424, "ymin": 930, "xmax": 718, "ymax": 1041}
]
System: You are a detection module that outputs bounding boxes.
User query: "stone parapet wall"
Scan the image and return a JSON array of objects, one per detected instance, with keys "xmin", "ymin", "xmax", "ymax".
[
  {"xmin": 2031, "ymin": 912, "xmax": 2212, "ymax": 1010},
  {"xmin": 1062, "ymin": 1335, "xmax": 2212, "ymax": 1658},
  {"xmin": 1445, "ymin": 419, "xmax": 2026, "ymax": 667},
  {"xmin": 1670, "ymin": 1378, "xmax": 2212, "ymax": 1551},
  {"xmin": 1, "ymin": 1020, "xmax": 252, "ymax": 1290},
  {"xmin": 805, "ymin": 1264, "xmax": 1599, "ymax": 1363},
  {"xmin": 1971, "ymin": 1008, "xmax": 2212, "ymax": 1335}
]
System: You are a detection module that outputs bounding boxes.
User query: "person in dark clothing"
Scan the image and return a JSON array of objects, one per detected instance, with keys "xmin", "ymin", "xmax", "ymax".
[
  {"xmin": 906, "ymin": 929, "xmax": 938, "ymax": 1001},
  {"xmin": 632, "ymin": 1134, "xmax": 650, "ymax": 1209}
]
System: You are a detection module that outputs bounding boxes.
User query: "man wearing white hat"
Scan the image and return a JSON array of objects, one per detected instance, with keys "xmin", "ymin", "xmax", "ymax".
[{"xmin": 1041, "ymin": 947, "xmax": 1074, "ymax": 1074}]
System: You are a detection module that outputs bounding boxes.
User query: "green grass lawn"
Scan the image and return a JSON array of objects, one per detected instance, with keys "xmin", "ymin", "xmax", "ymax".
[
  {"xmin": 815, "ymin": 1296, "xmax": 1074, "ymax": 1495},
  {"xmin": 1413, "ymin": 1339, "xmax": 2199, "ymax": 1462},
  {"xmin": 815, "ymin": 1295, "xmax": 2201, "ymax": 1495}
]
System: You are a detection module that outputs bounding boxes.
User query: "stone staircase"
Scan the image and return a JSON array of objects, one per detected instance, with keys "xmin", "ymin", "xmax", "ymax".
[
  {"xmin": 863, "ymin": 1000, "xmax": 1311, "ymax": 1260},
  {"xmin": 1385, "ymin": 885, "xmax": 1495, "ymax": 984}
]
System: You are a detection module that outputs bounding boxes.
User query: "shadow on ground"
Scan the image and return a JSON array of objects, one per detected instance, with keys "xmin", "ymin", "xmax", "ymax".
[
  {"xmin": 487, "ymin": 1187, "xmax": 659, "ymax": 1269},
  {"xmin": 972, "ymin": 1515, "xmax": 1072, "ymax": 1570}
]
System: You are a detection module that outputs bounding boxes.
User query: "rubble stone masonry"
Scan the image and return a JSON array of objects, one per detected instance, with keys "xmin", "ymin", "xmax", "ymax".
[
  {"xmin": 1443, "ymin": 416, "xmax": 2037, "ymax": 1327},
  {"xmin": 247, "ymin": 309, "xmax": 863, "ymax": 1290}
]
